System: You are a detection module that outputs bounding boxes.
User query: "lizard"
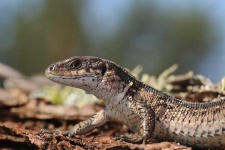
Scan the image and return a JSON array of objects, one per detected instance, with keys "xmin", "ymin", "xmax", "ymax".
[{"xmin": 43, "ymin": 56, "xmax": 225, "ymax": 149}]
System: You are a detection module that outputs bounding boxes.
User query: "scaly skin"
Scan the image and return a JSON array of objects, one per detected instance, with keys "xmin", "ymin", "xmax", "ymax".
[{"xmin": 44, "ymin": 56, "xmax": 225, "ymax": 149}]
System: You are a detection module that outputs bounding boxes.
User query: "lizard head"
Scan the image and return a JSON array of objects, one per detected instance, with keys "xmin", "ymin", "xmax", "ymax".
[
  {"xmin": 45, "ymin": 56, "xmax": 136, "ymax": 100},
  {"xmin": 45, "ymin": 56, "xmax": 107, "ymax": 91}
]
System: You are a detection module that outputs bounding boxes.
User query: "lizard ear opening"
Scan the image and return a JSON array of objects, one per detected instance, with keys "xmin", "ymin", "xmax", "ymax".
[{"xmin": 101, "ymin": 62, "xmax": 107, "ymax": 76}]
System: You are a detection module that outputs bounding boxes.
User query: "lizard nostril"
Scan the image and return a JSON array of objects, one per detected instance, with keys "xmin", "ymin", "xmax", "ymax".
[{"xmin": 49, "ymin": 64, "xmax": 54, "ymax": 71}]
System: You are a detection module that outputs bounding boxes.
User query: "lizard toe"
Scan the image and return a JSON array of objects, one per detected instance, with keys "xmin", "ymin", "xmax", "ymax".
[
  {"xmin": 38, "ymin": 129, "xmax": 62, "ymax": 135},
  {"xmin": 113, "ymin": 134, "xmax": 144, "ymax": 144}
]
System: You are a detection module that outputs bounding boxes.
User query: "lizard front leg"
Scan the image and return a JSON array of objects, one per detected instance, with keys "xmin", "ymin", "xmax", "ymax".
[
  {"xmin": 40, "ymin": 109, "xmax": 109, "ymax": 136},
  {"xmin": 118, "ymin": 101, "xmax": 155, "ymax": 144},
  {"xmin": 136, "ymin": 102, "xmax": 155, "ymax": 144},
  {"xmin": 64, "ymin": 109, "xmax": 109, "ymax": 136}
]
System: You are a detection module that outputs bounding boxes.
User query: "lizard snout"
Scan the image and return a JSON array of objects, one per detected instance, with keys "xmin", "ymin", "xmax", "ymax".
[{"xmin": 45, "ymin": 63, "xmax": 59, "ymax": 76}]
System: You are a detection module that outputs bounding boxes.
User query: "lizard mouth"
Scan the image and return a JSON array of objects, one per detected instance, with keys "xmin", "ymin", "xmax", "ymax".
[
  {"xmin": 45, "ymin": 67, "xmax": 57, "ymax": 81},
  {"xmin": 45, "ymin": 64, "xmax": 80, "ymax": 82}
]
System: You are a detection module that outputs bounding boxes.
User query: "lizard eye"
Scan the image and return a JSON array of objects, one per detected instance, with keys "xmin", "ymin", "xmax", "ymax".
[{"xmin": 69, "ymin": 59, "xmax": 82, "ymax": 69}]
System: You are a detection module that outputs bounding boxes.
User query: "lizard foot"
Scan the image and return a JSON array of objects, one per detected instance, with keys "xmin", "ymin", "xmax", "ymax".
[
  {"xmin": 113, "ymin": 133, "xmax": 144, "ymax": 144},
  {"xmin": 39, "ymin": 129, "xmax": 72, "ymax": 137}
]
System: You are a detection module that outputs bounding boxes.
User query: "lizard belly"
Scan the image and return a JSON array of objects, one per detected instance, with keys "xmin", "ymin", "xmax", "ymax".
[{"xmin": 105, "ymin": 97, "xmax": 142, "ymax": 132}]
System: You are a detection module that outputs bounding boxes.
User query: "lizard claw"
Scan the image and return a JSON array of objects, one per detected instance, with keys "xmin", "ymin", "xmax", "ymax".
[{"xmin": 113, "ymin": 134, "xmax": 144, "ymax": 144}]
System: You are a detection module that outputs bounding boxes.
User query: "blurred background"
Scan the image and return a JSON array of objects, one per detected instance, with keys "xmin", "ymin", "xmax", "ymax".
[{"xmin": 0, "ymin": 0, "xmax": 224, "ymax": 82}]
